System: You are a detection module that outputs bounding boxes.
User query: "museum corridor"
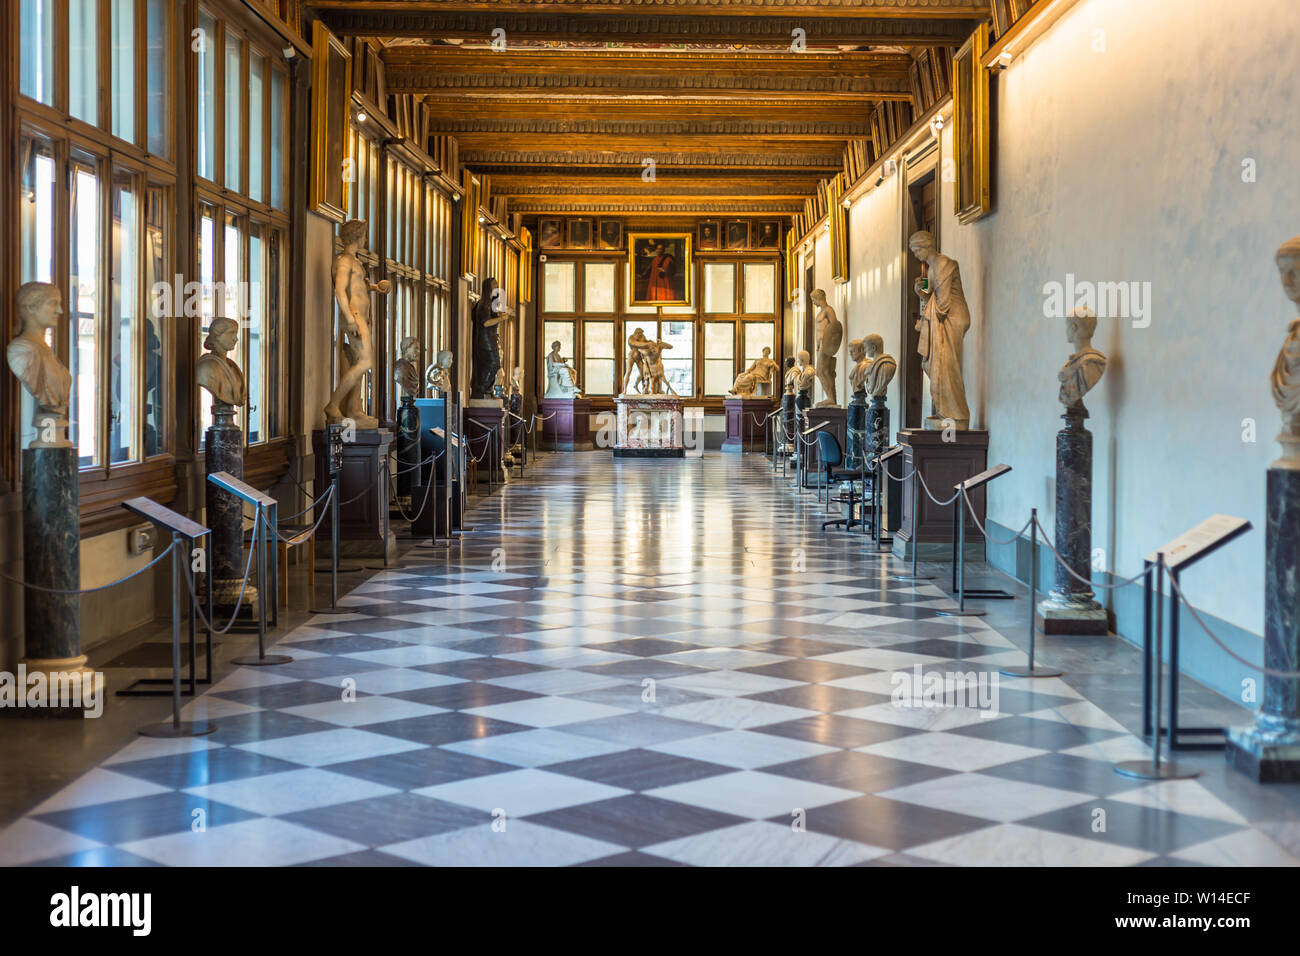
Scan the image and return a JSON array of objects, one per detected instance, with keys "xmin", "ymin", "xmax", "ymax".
[{"xmin": 3, "ymin": 453, "xmax": 1295, "ymax": 867}]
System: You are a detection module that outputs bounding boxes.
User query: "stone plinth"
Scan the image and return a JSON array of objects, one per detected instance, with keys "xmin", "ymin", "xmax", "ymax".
[
  {"xmin": 394, "ymin": 397, "xmax": 420, "ymax": 506},
  {"xmin": 780, "ymin": 393, "xmax": 797, "ymax": 453},
  {"xmin": 313, "ymin": 427, "xmax": 396, "ymax": 560},
  {"xmin": 1036, "ymin": 405, "xmax": 1108, "ymax": 635},
  {"xmin": 464, "ymin": 400, "xmax": 507, "ymax": 483},
  {"xmin": 206, "ymin": 407, "xmax": 258, "ymax": 612},
  {"xmin": 1227, "ymin": 464, "xmax": 1300, "ymax": 781},
  {"xmin": 846, "ymin": 395, "xmax": 868, "ymax": 470},
  {"xmin": 540, "ymin": 397, "xmax": 594, "ymax": 451},
  {"xmin": 722, "ymin": 396, "xmax": 773, "ymax": 454},
  {"xmin": 614, "ymin": 394, "xmax": 685, "ymax": 458},
  {"xmin": 891, "ymin": 428, "xmax": 990, "ymax": 562}
]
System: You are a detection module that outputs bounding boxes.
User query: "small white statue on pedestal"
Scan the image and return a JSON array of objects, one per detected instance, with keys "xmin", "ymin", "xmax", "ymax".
[{"xmin": 545, "ymin": 341, "xmax": 583, "ymax": 398}]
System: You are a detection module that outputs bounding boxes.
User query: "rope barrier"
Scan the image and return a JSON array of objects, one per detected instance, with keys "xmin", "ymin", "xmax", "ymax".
[
  {"xmin": 955, "ymin": 486, "xmax": 1035, "ymax": 547},
  {"xmin": 914, "ymin": 468, "xmax": 960, "ymax": 506},
  {"xmin": 389, "ymin": 459, "xmax": 441, "ymax": 524},
  {"xmin": 259, "ymin": 484, "xmax": 337, "ymax": 546},
  {"xmin": 182, "ymin": 512, "xmax": 261, "ymax": 635},
  {"xmin": 0, "ymin": 539, "xmax": 177, "ymax": 594},
  {"xmin": 1032, "ymin": 516, "xmax": 1151, "ymax": 592},
  {"xmin": 1165, "ymin": 571, "xmax": 1300, "ymax": 678}
]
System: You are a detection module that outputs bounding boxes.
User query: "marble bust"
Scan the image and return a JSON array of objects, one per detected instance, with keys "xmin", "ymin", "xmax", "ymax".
[
  {"xmin": 782, "ymin": 356, "xmax": 798, "ymax": 395},
  {"xmin": 1271, "ymin": 236, "xmax": 1300, "ymax": 460},
  {"xmin": 425, "ymin": 349, "xmax": 452, "ymax": 394},
  {"xmin": 1058, "ymin": 308, "xmax": 1107, "ymax": 410},
  {"xmin": 394, "ymin": 336, "xmax": 420, "ymax": 399},
  {"xmin": 747, "ymin": 347, "xmax": 780, "ymax": 395},
  {"xmin": 545, "ymin": 341, "xmax": 583, "ymax": 398},
  {"xmin": 327, "ymin": 218, "xmax": 390, "ymax": 429},
  {"xmin": 863, "ymin": 334, "xmax": 897, "ymax": 400},
  {"xmin": 847, "ymin": 339, "xmax": 870, "ymax": 397},
  {"xmin": 196, "ymin": 316, "xmax": 248, "ymax": 409},
  {"xmin": 793, "ymin": 349, "xmax": 816, "ymax": 396},
  {"xmin": 7, "ymin": 281, "xmax": 73, "ymax": 448},
  {"xmin": 910, "ymin": 230, "xmax": 971, "ymax": 429},
  {"xmin": 812, "ymin": 289, "xmax": 843, "ymax": 407},
  {"xmin": 511, "ymin": 366, "xmax": 523, "ymax": 395}
]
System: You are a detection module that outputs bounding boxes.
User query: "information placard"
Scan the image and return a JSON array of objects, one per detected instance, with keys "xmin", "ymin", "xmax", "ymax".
[{"xmin": 1145, "ymin": 514, "xmax": 1252, "ymax": 570}]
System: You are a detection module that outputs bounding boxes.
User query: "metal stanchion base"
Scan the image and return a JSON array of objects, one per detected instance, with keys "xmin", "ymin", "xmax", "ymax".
[
  {"xmin": 1114, "ymin": 759, "xmax": 1201, "ymax": 780},
  {"xmin": 230, "ymin": 653, "xmax": 294, "ymax": 666},
  {"xmin": 139, "ymin": 720, "xmax": 218, "ymax": 738},
  {"xmin": 937, "ymin": 607, "xmax": 987, "ymax": 617},
  {"xmin": 307, "ymin": 607, "xmax": 351, "ymax": 614},
  {"xmin": 1000, "ymin": 664, "xmax": 1063, "ymax": 678}
]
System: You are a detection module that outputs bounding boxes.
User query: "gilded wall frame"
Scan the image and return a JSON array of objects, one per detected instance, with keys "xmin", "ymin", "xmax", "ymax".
[
  {"xmin": 627, "ymin": 233, "xmax": 693, "ymax": 308},
  {"xmin": 952, "ymin": 28, "xmax": 992, "ymax": 224},
  {"xmin": 309, "ymin": 21, "xmax": 352, "ymax": 222}
]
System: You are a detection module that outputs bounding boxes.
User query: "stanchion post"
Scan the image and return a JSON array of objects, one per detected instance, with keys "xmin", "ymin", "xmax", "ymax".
[{"xmin": 1001, "ymin": 509, "xmax": 1062, "ymax": 679}]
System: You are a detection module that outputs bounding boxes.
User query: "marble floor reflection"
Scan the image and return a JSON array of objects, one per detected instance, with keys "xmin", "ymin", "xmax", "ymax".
[{"xmin": 3, "ymin": 451, "xmax": 1299, "ymax": 866}]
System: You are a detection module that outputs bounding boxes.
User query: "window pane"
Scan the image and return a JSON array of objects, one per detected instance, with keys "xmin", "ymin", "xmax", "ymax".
[
  {"xmin": 543, "ymin": 321, "xmax": 574, "ymax": 365},
  {"xmin": 584, "ymin": 262, "xmax": 615, "ymax": 313},
  {"xmin": 248, "ymin": 227, "xmax": 264, "ymax": 442},
  {"xmin": 704, "ymin": 323, "xmax": 734, "ymax": 396},
  {"xmin": 146, "ymin": 0, "xmax": 170, "ymax": 156},
  {"xmin": 20, "ymin": 134, "xmax": 57, "ymax": 283},
  {"xmin": 197, "ymin": 13, "xmax": 216, "ymax": 179},
  {"xmin": 144, "ymin": 185, "xmax": 167, "ymax": 456},
  {"xmin": 20, "ymin": 0, "xmax": 55, "ymax": 104},
  {"xmin": 543, "ymin": 262, "xmax": 576, "ymax": 313},
  {"xmin": 266, "ymin": 229, "xmax": 284, "ymax": 438},
  {"xmin": 743, "ymin": 262, "xmax": 776, "ymax": 313},
  {"xmin": 704, "ymin": 263, "xmax": 735, "ymax": 314},
  {"xmin": 110, "ymin": 169, "xmax": 139, "ymax": 463},
  {"xmin": 583, "ymin": 321, "xmax": 615, "ymax": 396},
  {"xmin": 69, "ymin": 0, "xmax": 99, "ymax": 125},
  {"xmin": 269, "ymin": 68, "xmax": 286, "ymax": 208},
  {"xmin": 111, "ymin": 0, "xmax": 136, "ymax": 141},
  {"xmin": 248, "ymin": 52, "xmax": 265, "ymax": 203},
  {"xmin": 70, "ymin": 157, "xmax": 101, "ymax": 465},
  {"xmin": 660, "ymin": 321, "xmax": 694, "ymax": 397},
  {"xmin": 224, "ymin": 33, "xmax": 243, "ymax": 192},
  {"xmin": 197, "ymin": 207, "xmax": 216, "ymax": 433},
  {"xmin": 744, "ymin": 321, "xmax": 776, "ymax": 362}
]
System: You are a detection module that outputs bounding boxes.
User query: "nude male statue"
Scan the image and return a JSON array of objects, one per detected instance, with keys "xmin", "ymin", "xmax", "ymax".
[
  {"xmin": 326, "ymin": 219, "xmax": 389, "ymax": 428},
  {"xmin": 812, "ymin": 289, "xmax": 843, "ymax": 407},
  {"xmin": 622, "ymin": 327, "xmax": 652, "ymax": 394}
]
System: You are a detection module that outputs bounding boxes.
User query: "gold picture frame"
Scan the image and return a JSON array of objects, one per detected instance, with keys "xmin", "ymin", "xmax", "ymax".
[
  {"xmin": 953, "ymin": 27, "xmax": 992, "ymax": 223},
  {"xmin": 309, "ymin": 21, "xmax": 352, "ymax": 223},
  {"xmin": 627, "ymin": 233, "xmax": 693, "ymax": 308}
]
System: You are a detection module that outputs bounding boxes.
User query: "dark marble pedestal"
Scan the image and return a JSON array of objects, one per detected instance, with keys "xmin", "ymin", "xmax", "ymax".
[
  {"xmin": 722, "ymin": 396, "xmax": 773, "ymax": 454},
  {"xmin": 313, "ymin": 427, "xmax": 396, "ymax": 560},
  {"xmin": 20, "ymin": 445, "xmax": 96, "ymax": 713},
  {"xmin": 792, "ymin": 390, "xmax": 812, "ymax": 466},
  {"xmin": 206, "ymin": 407, "xmax": 258, "ymax": 612},
  {"xmin": 465, "ymin": 401, "xmax": 508, "ymax": 482},
  {"xmin": 891, "ymin": 428, "xmax": 990, "ymax": 562},
  {"xmin": 866, "ymin": 397, "xmax": 890, "ymax": 460},
  {"xmin": 846, "ymin": 394, "xmax": 867, "ymax": 469},
  {"xmin": 540, "ymin": 397, "xmax": 593, "ymax": 451},
  {"xmin": 1227, "ymin": 464, "xmax": 1300, "ymax": 781},
  {"xmin": 780, "ymin": 393, "xmax": 797, "ymax": 454},
  {"xmin": 1036, "ymin": 405, "xmax": 1108, "ymax": 635},
  {"xmin": 394, "ymin": 397, "xmax": 420, "ymax": 507}
]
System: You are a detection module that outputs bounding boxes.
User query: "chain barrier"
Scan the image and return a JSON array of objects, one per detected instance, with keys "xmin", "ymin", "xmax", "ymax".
[{"xmin": 0, "ymin": 539, "xmax": 177, "ymax": 594}]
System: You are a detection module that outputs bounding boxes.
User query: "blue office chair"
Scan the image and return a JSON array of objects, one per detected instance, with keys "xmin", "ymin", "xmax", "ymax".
[{"xmin": 816, "ymin": 430, "xmax": 873, "ymax": 531}]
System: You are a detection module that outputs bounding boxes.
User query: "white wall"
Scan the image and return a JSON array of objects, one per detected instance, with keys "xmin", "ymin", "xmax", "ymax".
[
  {"xmin": 844, "ymin": 176, "xmax": 906, "ymax": 420},
  {"xmin": 929, "ymin": 0, "xmax": 1300, "ymax": 636}
]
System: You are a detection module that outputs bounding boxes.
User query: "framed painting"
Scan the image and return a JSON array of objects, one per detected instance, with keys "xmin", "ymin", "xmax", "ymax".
[
  {"xmin": 952, "ymin": 27, "xmax": 992, "ymax": 223},
  {"xmin": 310, "ymin": 21, "xmax": 352, "ymax": 222},
  {"xmin": 598, "ymin": 219, "xmax": 623, "ymax": 250},
  {"xmin": 628, "ymin": 233, "xmax": 693, "ymax": 308},
  {"xmin": 725, "ymin": 220, "xmax": 751, "ymax": 250},
  {"xmin": 697, "ymin": 219, "xmax": 720, "ymax": 251},
  {"xmin": 538, "ymin": 217, "xmax": 563, "ymax": 249},
  {"xmin": 568, "ymin": 218, "xmax": 593, "ymax": 249},
  {"xmin": 755, "ymin": 220, "xmax": 781, "ymax": 249}
]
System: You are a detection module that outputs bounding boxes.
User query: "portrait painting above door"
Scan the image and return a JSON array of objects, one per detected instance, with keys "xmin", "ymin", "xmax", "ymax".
[{"xmin": 628, "ymin": 233, "xmax": 693, "ymax": 307}]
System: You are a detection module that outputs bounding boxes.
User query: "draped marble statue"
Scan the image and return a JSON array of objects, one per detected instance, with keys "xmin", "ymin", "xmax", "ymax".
[
  {"xmin": 748, "ymin": 347, "xmax": 780, "ymax": 396},
  {"xmin": 909, "ymin": 230, "xmax": 972, "ymax": 429},
  {"xmin": 545, "ymin": 341, "xmax": 583, "ymax": 398},
  {"xmin": 425, "ymin": 349, "xmax": 452, "ymax": 394},
  {"xmin": 7, "ymin": 282, "xmax": 72, "ymax": 448},
  {"xmin": 812, "ymin": 289, "xmax": 843, "ymax": 407},
  {"xmin": 326, "ymin": 219, "xmax": 389, "ymax": 429},
  {"xmin": 1271, "ymin": 234, "xmax": 1300, "ymax": 460},
  {"xmin": 470, "ymin": 277, "xmax": 512, "ymax": 400}
]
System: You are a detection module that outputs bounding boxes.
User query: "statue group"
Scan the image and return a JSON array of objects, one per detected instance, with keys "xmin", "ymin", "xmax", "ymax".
[{"xmin": 622, "ymin": 328, "xmax": 676, "ymax": 396}]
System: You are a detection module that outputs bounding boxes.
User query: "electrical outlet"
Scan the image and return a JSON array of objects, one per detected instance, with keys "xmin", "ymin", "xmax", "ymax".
[{"xmin": 128, "ymin": 525, "xmax": 154, "ymax": 556}]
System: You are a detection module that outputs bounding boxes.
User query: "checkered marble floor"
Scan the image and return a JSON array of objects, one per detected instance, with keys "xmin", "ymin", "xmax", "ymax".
[{"xmin": 5, "ymin": 452, "xmax": 1299, "ymax": 866}]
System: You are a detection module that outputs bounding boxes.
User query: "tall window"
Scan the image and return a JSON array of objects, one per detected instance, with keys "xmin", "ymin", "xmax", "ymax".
[
  {"xmin": 197, "ymin": 11, "xmax": 217, "ymax": 179},
  {"xmin": 68, "ymin": 0, "xmax": 98, "ymax": 124},
  {"xmin": 69, "ymin": 152, "xmax": 101, "ymax": 464},
  {"xmin": 19, "ymin": 0, "xmax": 55, "ymax": 105},
  {"xmin": 111, "ymin": 0, "xmax": 136, "ymax": 141}
]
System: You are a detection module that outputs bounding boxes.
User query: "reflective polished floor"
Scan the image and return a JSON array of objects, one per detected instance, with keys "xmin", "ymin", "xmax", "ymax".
[{"xmin": 4, "ymin": 451, "xmax": 1300, "ymax": 866}]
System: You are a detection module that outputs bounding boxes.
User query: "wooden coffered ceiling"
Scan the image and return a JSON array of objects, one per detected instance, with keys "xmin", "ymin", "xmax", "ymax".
[{"xmin": 307, "ymin": 0, "xmax": 988, "ymax": 219}]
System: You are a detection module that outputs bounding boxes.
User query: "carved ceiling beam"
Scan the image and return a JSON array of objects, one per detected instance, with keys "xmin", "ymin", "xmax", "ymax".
[
  {"xmin": 461, "ymin": 151, "xmax": 845, "ymax": 170},
  {"xmin": 417, "ymin": 98, "xmax": 877, "ymax": 122},
  {"xmin": 309, "ymin": 1, "xmax": 985, "ymax": 15}
]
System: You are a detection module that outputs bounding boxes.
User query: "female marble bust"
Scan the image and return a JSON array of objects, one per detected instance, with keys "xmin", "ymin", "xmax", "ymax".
[
  {"xmin": 394, "ymin": 336, "xmax": 420, "ymax": 399},
  {"xmin": 196, "ymin": 316, "xmax": 247, "ymax": 408},
  {"xmin": 7, "ymin": 281, "xmax": 73, "ymax": 448},
  {"xmin": 1271, "ymin": 235, "xmax": 1300, "ymax": 457},
  {"xmin": 1058, "ymin": 308, "xmax": 1107, "ymax": 410}
]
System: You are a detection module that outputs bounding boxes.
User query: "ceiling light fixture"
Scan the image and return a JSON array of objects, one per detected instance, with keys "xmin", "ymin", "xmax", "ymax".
[{"xmin": 357, "ymin": 111, "xmax": 367, "ymax": 123}]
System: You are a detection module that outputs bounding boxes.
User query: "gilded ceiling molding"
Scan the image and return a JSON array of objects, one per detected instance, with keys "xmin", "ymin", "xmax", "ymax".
[
  {"xmin": 509, "ymin": 201, "xmax": 803, "ymax": 213},
  {"xmin": 388, "ymin": 74, "xmax": 912, "ymax": 95},
  {"xmin": 432, "ymin": 119, "xmax": 871, "ymax": 135},
  {"xmin": 462, "ymin": 151, "xmax": 843, "ymax": 167}
]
